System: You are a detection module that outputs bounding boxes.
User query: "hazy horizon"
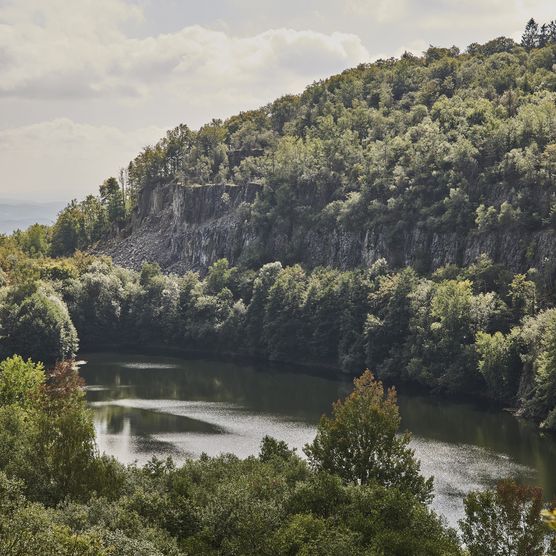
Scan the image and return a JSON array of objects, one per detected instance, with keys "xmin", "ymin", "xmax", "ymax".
[{"xmin": 0, "ymin": 199, "xmax": 65, "ymax": 234}]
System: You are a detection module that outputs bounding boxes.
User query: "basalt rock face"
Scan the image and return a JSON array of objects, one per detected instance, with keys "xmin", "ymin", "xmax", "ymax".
[
  {"xmin": 101, "ymin": 180, "xmax": 556, "ymax": 278},
  {"xmin": 101, "ymin": 181, "xmax": 261, "ymax": 273}
]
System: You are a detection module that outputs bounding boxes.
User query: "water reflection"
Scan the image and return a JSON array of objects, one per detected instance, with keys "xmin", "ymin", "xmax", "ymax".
[
  {"xmin": 92, "ymin": 404, "xmax": 225, "ymax": 435},
  {"xmin": 84, "ymin": 353, "xmax": 351, "ymax": 422},
  {"xmin": 81, "ymin": 352, "xmax": 556, "ymax": 527},
  {"xmin": 396, "ymin": 393, "xmax": 556, "ymax": 502}
]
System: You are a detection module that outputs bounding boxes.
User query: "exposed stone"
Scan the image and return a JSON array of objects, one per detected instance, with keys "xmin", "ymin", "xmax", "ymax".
[{"xmin": 98, "ymin": 180, "xmax": 556, "ymax": 279}]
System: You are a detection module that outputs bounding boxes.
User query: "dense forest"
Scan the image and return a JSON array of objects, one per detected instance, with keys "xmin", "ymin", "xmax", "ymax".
[
  {"xmin": 2, "ymin": 20, "xmax": 556, "ymax": 554},
  {"xmin": 1, "ymin": 20, "xmax": 556, "ymax": 430}
]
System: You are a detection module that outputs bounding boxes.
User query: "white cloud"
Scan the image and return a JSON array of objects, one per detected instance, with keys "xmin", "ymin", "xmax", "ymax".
[
  {"xmin": 0, "ymin": 0, "xmax": 371, "ymax": 201},
  {"xmin": 0, "ymin": 2, "xmax": 370, "ymax": 100},
  {"xmin": 0, "ymin": 0, "xmax": 554, "ymax": 203},
  {"xmin": 0, "ymin": 119, "xmax": 165, "ymax": 201},
  {"xmin": 345, "ymin": 0, "xmax": 410, "ymax": 23},
  {"xmin": 0, "ymin": 0, "xmax": 142, "ymax": 97}
]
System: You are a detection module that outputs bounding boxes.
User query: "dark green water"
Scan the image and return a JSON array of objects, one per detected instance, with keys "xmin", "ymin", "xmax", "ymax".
[{"xmin": 81, "ymin": 352, "xmax": 556, "ymax": 527}]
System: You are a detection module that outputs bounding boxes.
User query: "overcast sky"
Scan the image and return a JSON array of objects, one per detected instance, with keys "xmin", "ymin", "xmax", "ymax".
[{"xmin": 0, "ymin": 0, "xmax": 553, "ymax": 203}]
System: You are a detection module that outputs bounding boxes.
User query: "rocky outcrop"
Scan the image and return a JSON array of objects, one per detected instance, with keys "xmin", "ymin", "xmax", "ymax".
[
  {"xmin": 101, "ymin": 181, "xmax": 261, "ymax": 273},
  {"xmin": 100, "ymin": 180, "xmax": 556, "ymax": 279}
]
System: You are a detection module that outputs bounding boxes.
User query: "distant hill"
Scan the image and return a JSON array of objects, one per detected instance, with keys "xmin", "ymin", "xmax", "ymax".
[{"xmin": 0, "ymin": 200, "xmax": 65, "ymax": 234}]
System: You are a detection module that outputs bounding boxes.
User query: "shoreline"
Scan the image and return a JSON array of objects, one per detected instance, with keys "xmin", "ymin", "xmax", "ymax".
[{"xmin": 78, "ymin": 342, "xmax": 532, "ymax": 420}]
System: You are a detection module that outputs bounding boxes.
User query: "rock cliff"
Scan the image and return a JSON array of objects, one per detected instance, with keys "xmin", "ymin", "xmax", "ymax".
[{"xmin": 101, "ymin": 180, "xmax": 556, "ymax": 278}]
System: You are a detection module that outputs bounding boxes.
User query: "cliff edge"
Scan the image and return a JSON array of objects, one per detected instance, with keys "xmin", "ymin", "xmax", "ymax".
[{"xmin": 99, "ymin": 179, "xmax": 556, "ymax": 278}]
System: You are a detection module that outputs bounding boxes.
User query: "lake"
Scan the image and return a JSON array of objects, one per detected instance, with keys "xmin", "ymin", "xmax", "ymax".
[{"xmin": 81, "ymin": 352, "xmax": 556, "ymax": 527}]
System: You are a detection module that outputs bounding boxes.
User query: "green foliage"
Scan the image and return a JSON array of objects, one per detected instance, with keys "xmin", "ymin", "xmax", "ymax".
[
  {"xmin": 0, "ymin": 368, "xmax": 464, "ymax": 555},
  {"xmin": 2, "ymin": 234, "xmax": 555, "ymax": 427},
  {"xmin": 0, "ymin": 358, "xmax": 124, "ymax": 507},
  {"xmin": 2, "ymin": 23, "xmax": 556, "ymax": 554},
  {"xmin": 521, "ymin": 18, "xmax": 556, "ymax": 50},
  {"xmin": 0, "ymin": 355, "xmax": 44, "ymax": 407},
  {"xmin": 99, "ymin": 177, "xmax": 125, "ymax": 225},
  {"xmin": 205, "ymin": 258, "xmax": 235, "ymax": 295},
  {"xmin": 8, "ymin": 351, "xmax": 556, "ymax": 555},
  {"xmin": 30, "ymin": 363, "xmax": 113, "ymax": 503},
  {"xmin": 406, "ymin": 280, "xmax": 474, "ymax": 391},
  {"xmin": 509, "ymin": 273, "xmax": 538, "ymax": 321},
  {"xmin": 0, "ymin": 285, "xmax": 78, "ymax": 362},
  {"xmin": 0, "ymin": 472, "xmax": 107, "ymax": 556},
  {"xmin": 476, "ymin": 331, "xmax": 521, "ymax": 402},
  {"xmin": 259, "ymin": 435, "xmax": 296, "ymax": 463},
  {"xmin": 525, "ymin": 310, "xmax": 556, "ymax": 430},
  {"xmin": 13, "ymin": 224, "xmax": 50, "ymax": 258},
  {"xmin": 63, "ymin": 259, "xmax": 129, "ymax": 346},
  {"xmin": 49, "ymin": 177, "xmax": 127, "ymax": 257},
  {"xmin": 264, "ymin": 265, "xmax": 307, "ymax": 360},
  {"xmin": 32, "ymin": 26, "xmax": 552, "ymax": 264},
  {"xmin": 244, "ymin": 261, "xmax": 283, "ymax": 355},
  {"xmin": 305, "ymin": 371, "xmax": 433, "ymax": 503},
  {"xmin": 50, "ymin": 201, "xmax": 84, "ymax": 257},
  {"xmin": 460, "ymin": 480, "xmax": 552, "ymax": 556},
  {"xmin": 140, "ymin": 262, "xmax": 162, "ymax": 286}
]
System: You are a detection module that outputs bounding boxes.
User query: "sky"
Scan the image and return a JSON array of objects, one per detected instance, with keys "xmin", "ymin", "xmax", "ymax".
[{"xmin": 0, "ymin": 0, "xmax": 554, "ymax": 203}]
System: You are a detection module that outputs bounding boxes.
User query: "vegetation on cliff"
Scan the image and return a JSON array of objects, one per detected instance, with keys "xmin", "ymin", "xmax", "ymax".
[{"xmin": 2, "ymin": 18, "xmax": 556, "ymax": 555}]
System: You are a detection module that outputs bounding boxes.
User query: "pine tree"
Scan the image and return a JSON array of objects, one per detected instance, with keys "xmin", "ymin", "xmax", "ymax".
[
  {"xmin": 549, "ymin": 21, "xmax": 556, "ymax": 44},
  {"xmin": 538, "ymin": 23, "xmax": 549, "ymax": 47},
  {"xmin": 521, "ymin": 18, "xmax": 539, "ymax": 50}
]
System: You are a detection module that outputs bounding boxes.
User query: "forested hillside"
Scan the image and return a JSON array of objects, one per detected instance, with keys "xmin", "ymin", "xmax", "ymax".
[
  {"xmin": 48, "ymin": 20, "xmax": 556, "ymax": 281},
  {"xmin": 1, "ymin": 21, "xmax": 556, "ymax": 432},
  {"xmin": 2, "ymin": 20, "xmax": 556, "ymax": 554},
  {"xmin": 0, "ymin": 244, "xmax": 555, "ymax": 431}
]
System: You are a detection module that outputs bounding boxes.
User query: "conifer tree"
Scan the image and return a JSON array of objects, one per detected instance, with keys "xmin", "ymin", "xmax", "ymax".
[{"xmin": 521, "ymin": 18, "xmax": 539, "ymax": 50}]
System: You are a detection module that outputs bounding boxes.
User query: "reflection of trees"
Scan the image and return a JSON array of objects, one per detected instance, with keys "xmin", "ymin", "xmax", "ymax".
[
  {"xmin": 84, "ymin": 353, "xmax": 556, "ymax": 502},
  {"xmin": 82, "ymin": 353, "xmax": 350, "ymax": 421},
  {"xmin": 92, "ymin": 405, "xmax": 223, "ymax": 435}
]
